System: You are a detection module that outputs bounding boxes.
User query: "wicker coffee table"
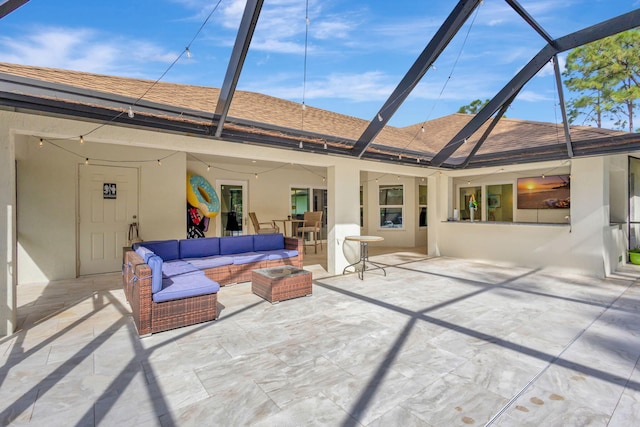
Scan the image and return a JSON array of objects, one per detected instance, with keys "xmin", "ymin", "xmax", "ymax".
[{"xmin": 251, "ymin": 266, "xmax": 312, "ymax": 303}]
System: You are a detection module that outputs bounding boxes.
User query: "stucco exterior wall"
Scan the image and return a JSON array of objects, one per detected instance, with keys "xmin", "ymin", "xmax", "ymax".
[{"xmin": 16, "ymin": 135, "xmax": 186, "ymax": 283}]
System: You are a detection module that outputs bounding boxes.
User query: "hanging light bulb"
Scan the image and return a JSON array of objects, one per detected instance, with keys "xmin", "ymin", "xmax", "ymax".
[
  {"xmin": 185, "ymin": 47, "xmax": 191, "ymax": 59},
  {"xmin": 207, "ymin": 165, "xmax": 211, "ymax": 171},
  {"xmin": 542, "ymin": 174, "xmax": 545, "ymax": 179},
  {"xmin": 128, "ymin": 106, "xmax": 135, "ymax": 118},
  {"xmin": 299, "ymin": 141, "xmax": 303, "ymax": 149},
  {"xmin": 85, "ymin": 158, "xmax": 89, "ymax": 165},
  {"xmin": 421, "ymin": 126, "xmax": 425, "ymax": 133},
  {"xmin": 302, "ymin": 102, "xmax": 306, "ymax": 111},
  {"xmin": 157, "ymin": 159, "xmax": 161, "ymax": 166},
  {"xmin": 398, "ymin": 154, "xmax": 402, "ymax": 160},
  {"xmin": 323, "ymin": 142, "xmax": 327, "ymax": 150},
  {"xmin": 80, "ymin": 135, "xmax": 84, "ymax": 144},
  {"xmin": 255, "ymin": 173, "xmax": 259, "ymax": 179},
  {"xmin": 377, "ymin": 113, "xmax": 383, "ymax": 122},
  {"xmin": 39, "ymin": 138, "xmax": 44, "ymax": 148},
  {"xmin": 417, "ymin": 158, "xmax": 420, "ymax": 164},
  {"xmin": 322, "ymin": 177, "xmax": 326, "ymax": 182}
]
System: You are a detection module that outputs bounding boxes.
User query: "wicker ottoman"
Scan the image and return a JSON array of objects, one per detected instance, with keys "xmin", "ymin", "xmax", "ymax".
[{"xmin": 251, "ymin": 266, "xmax": 312, "ymax": 303}]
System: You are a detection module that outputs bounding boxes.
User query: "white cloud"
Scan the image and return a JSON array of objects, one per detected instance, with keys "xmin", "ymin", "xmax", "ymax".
[
  {"xmin": 0, "ymin": 26, "xmax": 179, "ymax": 76},
  {"xmin": 243, "ymin": 71, "xmax": 395, "ymax": 102},
  {"xmin": 517, "ymin": 90, "xmax": 553, "ymax": 102}
]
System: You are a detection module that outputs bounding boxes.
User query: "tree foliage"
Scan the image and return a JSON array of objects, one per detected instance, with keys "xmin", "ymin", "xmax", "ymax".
[
  {"xmin": 563, "ymin": 29, "xmax": 640, "ymax": 132},
  {"xmin": 457, "ymin": 99, "xmax": 490, "ymax": 114}
]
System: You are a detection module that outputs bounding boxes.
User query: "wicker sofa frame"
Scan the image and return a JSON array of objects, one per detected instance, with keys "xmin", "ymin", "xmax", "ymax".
[{"xmin": 122, "ymin": 236, "xmax": 303, "ymax": 336}]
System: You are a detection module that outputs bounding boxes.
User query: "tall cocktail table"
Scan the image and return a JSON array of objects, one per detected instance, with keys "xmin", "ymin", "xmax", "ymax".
[{"xmin": 251, "ymin": 266, "xmax": 312, "ymax": 303}]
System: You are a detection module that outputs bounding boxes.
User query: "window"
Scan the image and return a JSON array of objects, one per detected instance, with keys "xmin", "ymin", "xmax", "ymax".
[
  {"xmin": 459, "ymin": 186, "xmax": 481, "ymax": 221},
  {"xmin": 290, "ymin": 188, "xmax": 309, "ymax": 220},
  {"xmin": 360, "ymin": 186, "xmax": 364, "ymax": 227},
  {"xmin": 419, "ymin": 184, "xmax": 428, "ymax": 227},
  {"xmin": 487, "ymin": 183, "xmax": 513, "ymax": 222},
  {"xmin": 379, "ymin": 184, "xmax": 403, "ymax": 228}
]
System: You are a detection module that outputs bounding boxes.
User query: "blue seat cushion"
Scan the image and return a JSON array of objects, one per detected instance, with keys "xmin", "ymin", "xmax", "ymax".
[
  {"xmin": 135, "ymin": 246, "xmax": 155, "ymax": 263},
  {"xmin": 136, "ymin": 240, "xmax": 180, "ymax": 261},
  {"xmin": 256, "ymin": 249, "xmax": 299, "ymax": 261},
  {"xmin": 147, "ymin": 255, "xmax": 164, "ymax": 294},
  {"xmin": 185, "ymin": 256, "xmax": 234, "ymax": 270},
  {"xmin": 253, "ymin": 234, "xmax": 285, "ymax": 251},
  {"xmin": 162, "ymin": 260, "xmax": 200, "ymax": 278},
  {"xmin": 220, "ymin": 235, "xmax": 254, "ymax": 255},
  {"xmin": 179, "ymin": 237, "xmax": 220, "ymax": 259},
  {"xmin": 232, "ymin": 252, "xmax": 267, "ymax": 265},
  {"xmin": 153, "ymin": 271, "xmax": 220, "ymax": 303}
]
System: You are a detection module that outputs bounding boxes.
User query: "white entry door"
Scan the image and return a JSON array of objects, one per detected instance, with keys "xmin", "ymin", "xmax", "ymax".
[{"xmin": 79, "ymin": 165, "xmax": 138, "ymax": 275}]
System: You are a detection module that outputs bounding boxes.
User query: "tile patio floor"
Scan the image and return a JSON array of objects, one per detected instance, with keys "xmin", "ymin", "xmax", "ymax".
[{"xmin": 2, "ymin": 252, "xmax": 640, "ymax": 426}]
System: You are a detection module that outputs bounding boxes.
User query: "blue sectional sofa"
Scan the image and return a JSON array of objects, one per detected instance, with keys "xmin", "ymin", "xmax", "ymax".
[{"xmin": 122, "ymin": 234, "xmax": 303, "ymax": 335}]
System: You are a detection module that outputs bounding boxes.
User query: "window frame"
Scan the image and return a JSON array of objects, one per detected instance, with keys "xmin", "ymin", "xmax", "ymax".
[{"xmin": 378, "ymin": 183, "xmax": 404, "ymax": 229}]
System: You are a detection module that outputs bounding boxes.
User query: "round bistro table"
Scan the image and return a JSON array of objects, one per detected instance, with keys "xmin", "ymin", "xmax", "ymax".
[{"xmin": 342, "ymin": 235, "xmax": 387, "ymax": 280}]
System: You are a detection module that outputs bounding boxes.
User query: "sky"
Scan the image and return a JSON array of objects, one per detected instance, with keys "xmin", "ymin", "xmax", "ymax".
[{"xmin": 0, "ymin": 0, "xmax": 638, "ymax": 129}]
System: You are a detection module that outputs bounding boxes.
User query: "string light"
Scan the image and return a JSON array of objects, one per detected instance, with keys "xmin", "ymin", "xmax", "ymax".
[
  {"xmin": 157, "ymin": 159, "xmax": 161, "ymax": 166},
  {"xmin": 39, "ymin": 138, "xmax": 44, "ymax": 148},
  {"xmin": 255, "ymin": 173, "xmax": 259, "ymax": 179},
  {"xmin": 398, "ymin": 154, "xmax": 402, "ymax": 160},
  {"xmin": 322, "ymin": 177, "xmax": 326, "ymax": 182},
  {"xmin": 302, "ymin": 103, "xmax": 306, "ymax": 111},
  {"xmin": 417, "ymin": 158, "xmax": 420, "ymax": 164},
  {"xmin": 323, "ymin": 142, "xmax": 327, "ymax": 150},
  {"xmin": 207, "ymin": 165, "xmax": 211, "ymax": 171},
  {"xmin": 80, "ymin": 135, "xmax": 84, "ymax": 144},
  {"xmin": 299, "ymin": 141, "xmax": 303, "ymax": 149},
  {"xmin": 421, "ymin": 126, "xmax": 425, "ymax": 133},
  {"xmin": 377, "ymin": 113, "xmax": 383, "ymax": 122},
  {"xmin": 128, "ymin": 106, "xmax": 135, "ymax": 118},
  {"xmin": 185, "ymin": 47, "xmax": 191, "ymax": 59},
  {"xmin": 85, "ymin": 158, "xmax": 89, "ymax": 165}
]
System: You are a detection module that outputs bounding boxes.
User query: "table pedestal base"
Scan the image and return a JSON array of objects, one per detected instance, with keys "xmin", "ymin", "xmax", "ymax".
[{"xmin": 343, "ymin": 241, "xmax": 387, "ymax": 280}]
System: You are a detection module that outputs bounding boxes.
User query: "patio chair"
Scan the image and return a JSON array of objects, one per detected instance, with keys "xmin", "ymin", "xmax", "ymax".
[
  {"xmin": 297, "ymin": 211, "xmax": 323, "ymax": 254},
  {"xmin": 249, "ymin": 212, "xmax": 279, "ymax": 234}
]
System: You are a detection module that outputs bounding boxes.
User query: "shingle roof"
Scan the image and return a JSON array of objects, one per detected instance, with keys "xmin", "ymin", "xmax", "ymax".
[{"xmin": 0, "ymin": 62, "xmax": 633, "ymax": 168}]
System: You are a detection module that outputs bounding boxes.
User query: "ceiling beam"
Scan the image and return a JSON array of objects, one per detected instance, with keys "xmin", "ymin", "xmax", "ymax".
[
  {"xmin": 213, "ymin": 0, "xmax": 263, "ymax": 138},
  {"xmin": 430, "ymin": 8, "xmax": 640, "ymax": 167},
  {"xmin": 504, "ymin": 0, "xmax": 554, "ymax": 45},
  {"xmin": 350, "ymin": 0, "xmax": 483, "ymax": 158},
  {"xmin": 459, "ymin": 94, "xmax": 518, "ymax": 168},
  {"xmin": 552, "ymin": 54, "xmax": 573, "ymax": 157},
  {"xmin": 0, "ymin": 0, "xmax": 28, "ymax": 20}
]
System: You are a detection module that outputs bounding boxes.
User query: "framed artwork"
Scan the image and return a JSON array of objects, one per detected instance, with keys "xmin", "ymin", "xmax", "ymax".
[
  {"xmin": 517, "ymin": 174, "xmax": 570, "ymax": 209},
  {"xmin": 487, "ymin": 194, "xmax": 501, "ymax": 209}
]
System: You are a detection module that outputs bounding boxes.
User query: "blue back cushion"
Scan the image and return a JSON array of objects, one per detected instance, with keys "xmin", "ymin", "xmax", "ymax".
[
  {"xmin": 219, "ymin": 235, "xmax": 254, "ymax": 255},
  {"xmin": 253, "ymin": 234, "xmax": 284, "ymax": 251},
  {"xmin": 180, "ymin": 237, "xmax": 220, "ymax": 259},
  {"xmin": 138, "ymin": 240, "xmax": 180, "ymax": 261},
  {"xmin": 147, "ymin": 255, "xmax": 164, "ymax": 293}
]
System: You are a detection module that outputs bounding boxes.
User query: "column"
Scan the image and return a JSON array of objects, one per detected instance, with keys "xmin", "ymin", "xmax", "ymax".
[
  {"xmin": 0, "ymin": 129, "xmax": 16, "ymax": 336},
  {"xmin": 327, "ymin": 164, "xmax": 361, "ymax": 275}
]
